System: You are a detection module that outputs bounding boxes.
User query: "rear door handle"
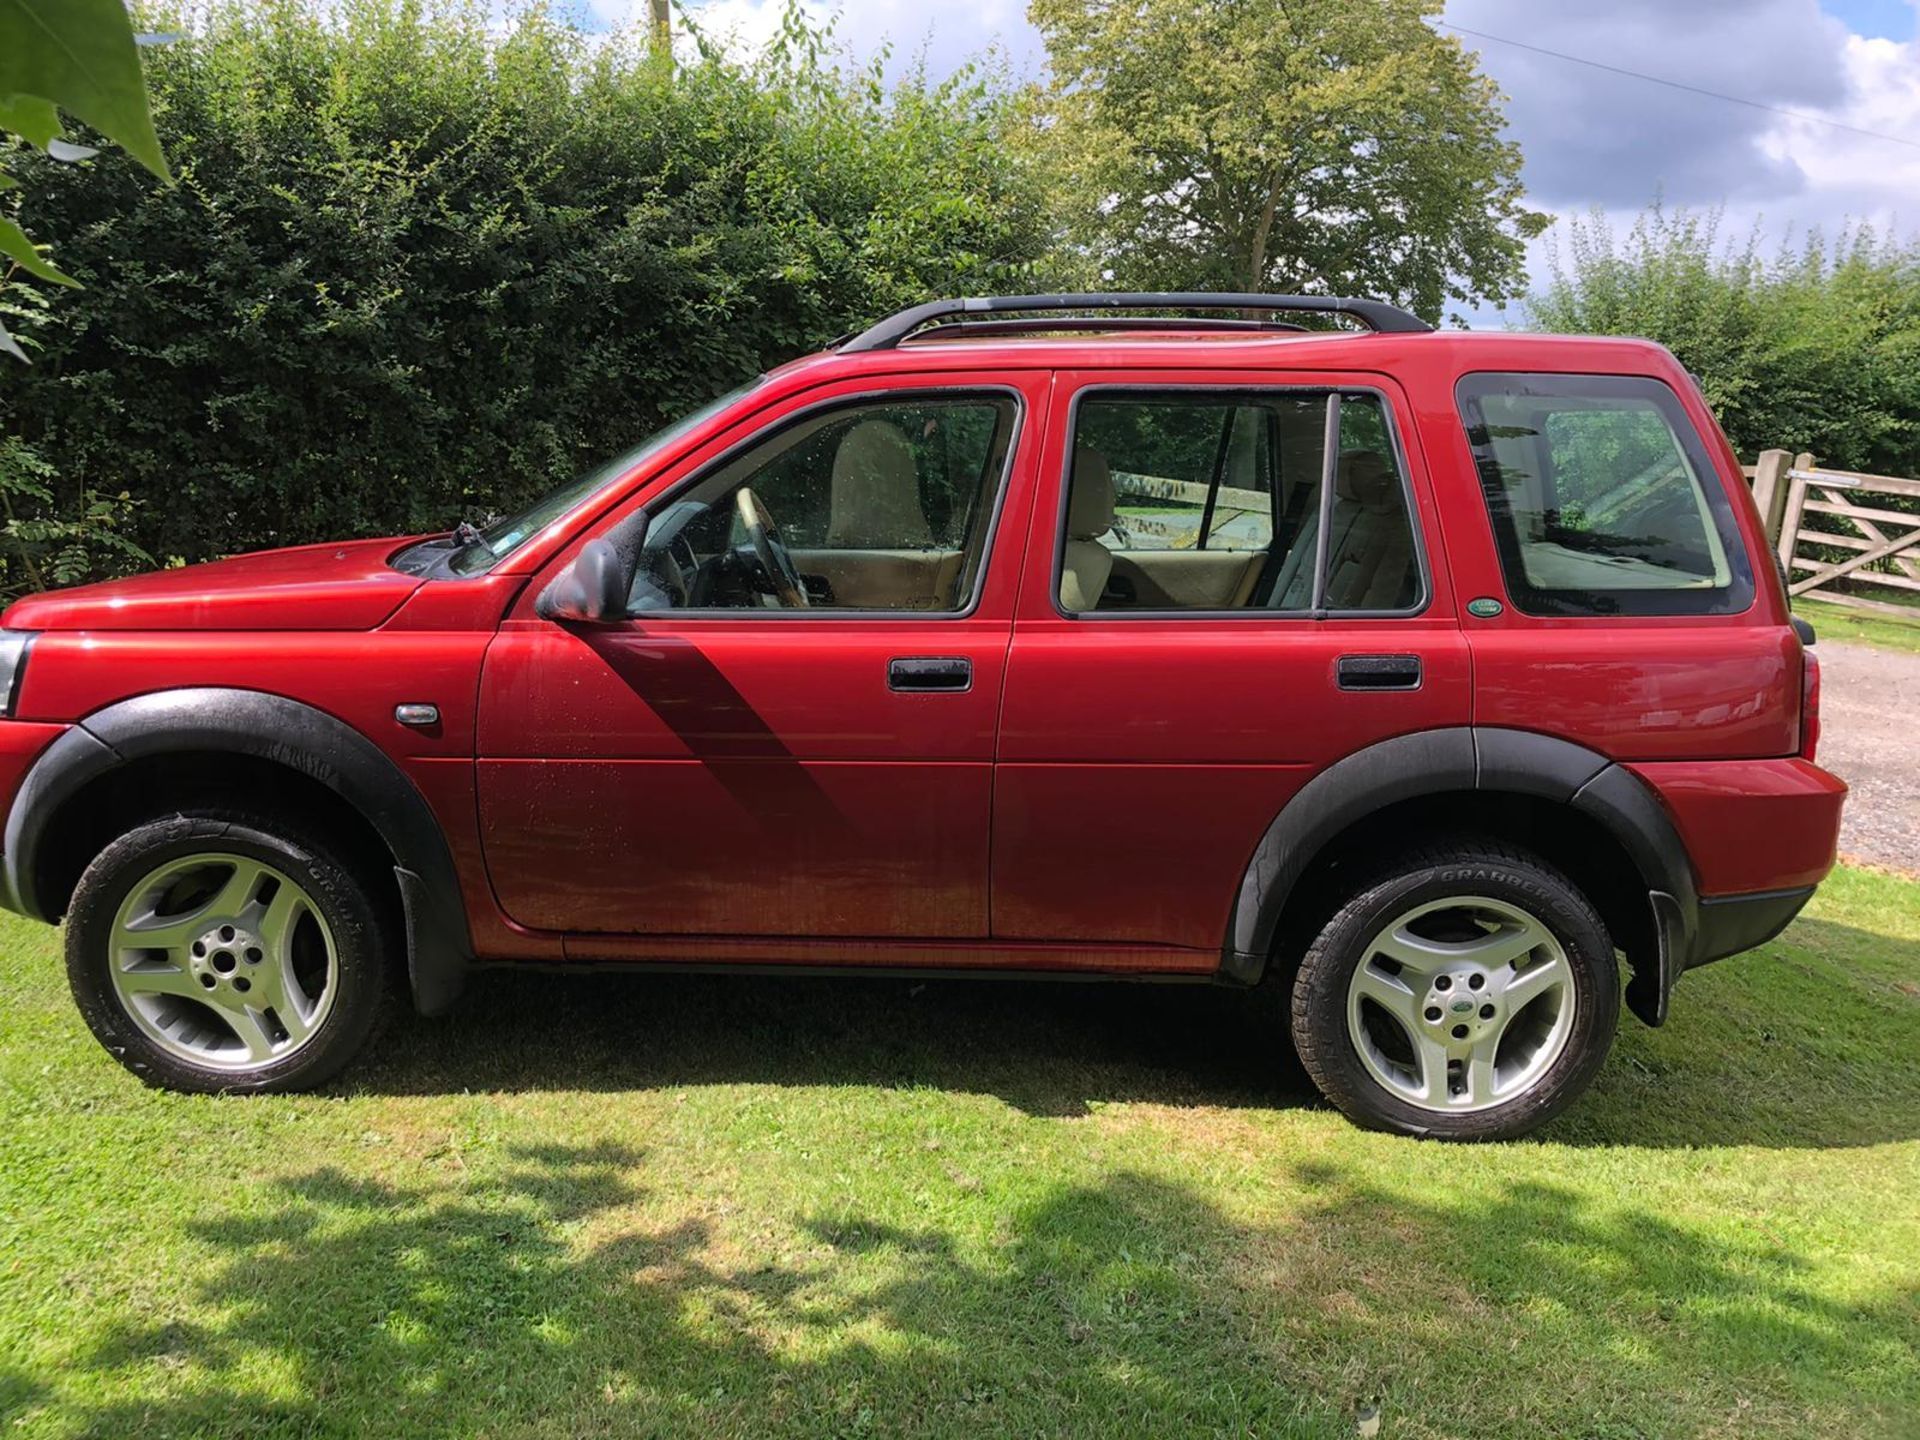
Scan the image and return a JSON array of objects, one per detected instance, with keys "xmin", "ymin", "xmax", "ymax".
[
  {"xmin": 888, "ymin": 656, "xmax": 973, "ymax": 693},
  {"xmin": 1336, "ymin": 654, "xmax": 1422, "ymax": 691}
]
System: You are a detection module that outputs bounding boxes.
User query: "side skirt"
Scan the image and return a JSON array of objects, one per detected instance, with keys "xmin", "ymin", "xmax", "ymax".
[
  {"xmin": 551, "ymin": 933, "xmax": 1220, "ymax": 981},
  {"xmin": 477, "ymin": 958, "xmax": 1224, "ymax": 986}
]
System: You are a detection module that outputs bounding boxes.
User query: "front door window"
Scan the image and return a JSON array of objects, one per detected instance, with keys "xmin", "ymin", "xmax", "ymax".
[{"xmin": 630, "ymin": 395, "xmax": 1018, "ymax": 613}]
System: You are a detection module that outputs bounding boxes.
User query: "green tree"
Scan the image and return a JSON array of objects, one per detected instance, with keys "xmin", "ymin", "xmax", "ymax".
[
  {"xmin": 0, "ymin": 0, "xmax": 169, "ymax": 588},
  {"xmin": 1027, "ymin": 0, "xmax": 1545, "ymax": 321}
]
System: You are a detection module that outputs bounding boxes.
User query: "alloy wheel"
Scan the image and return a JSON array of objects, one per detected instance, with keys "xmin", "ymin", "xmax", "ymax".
[
  {"xmin": 1344, "ymin": 894, "xmax": 1577, "ymax": 1113},
  {"xmin": 105, "ymin": 852, "xmax": 338, "ymax": 1071}
]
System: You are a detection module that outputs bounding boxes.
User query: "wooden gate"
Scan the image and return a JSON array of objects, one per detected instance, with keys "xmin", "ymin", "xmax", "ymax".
[{"xmin": 1752, "ymin": 450, "xmax": 1920, "ymax": 612}]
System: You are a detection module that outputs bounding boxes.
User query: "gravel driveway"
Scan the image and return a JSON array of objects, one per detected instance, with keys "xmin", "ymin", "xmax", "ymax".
[{"xmin": 1811, "ymin": 640, "xmax": 1919, "ymax": 875}]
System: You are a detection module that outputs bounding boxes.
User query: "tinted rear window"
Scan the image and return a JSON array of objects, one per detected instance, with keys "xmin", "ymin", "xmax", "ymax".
[{"xmin": 1456, "ymin": 373, "xmax": 1754, "ymax": 616}]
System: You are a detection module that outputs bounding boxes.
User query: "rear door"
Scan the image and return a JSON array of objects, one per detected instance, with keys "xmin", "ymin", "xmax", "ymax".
[{"xmin": 992, "ymin": 368, "xmax": 1471, "ymax": 955}]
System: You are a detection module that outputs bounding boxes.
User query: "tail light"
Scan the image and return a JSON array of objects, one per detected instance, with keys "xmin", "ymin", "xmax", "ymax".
[{"xmin": 1800, "ymin": 649, "xmax": 1822, "ymax": 760}]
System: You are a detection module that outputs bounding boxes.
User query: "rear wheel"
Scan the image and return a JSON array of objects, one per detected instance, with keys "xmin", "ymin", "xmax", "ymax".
[
  {"xmin": 1290, "ymin": 842, "xmax": 1619, "ymax": 1141},
  {"xmin": 65, "ymin": 812, "xmax": 392, "ymax": 1093}
]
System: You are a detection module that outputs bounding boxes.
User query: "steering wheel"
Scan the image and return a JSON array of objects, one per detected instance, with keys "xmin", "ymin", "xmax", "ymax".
[{"xmin": 734, "ymin": 487, "xmax": 810, "ymax": 608}]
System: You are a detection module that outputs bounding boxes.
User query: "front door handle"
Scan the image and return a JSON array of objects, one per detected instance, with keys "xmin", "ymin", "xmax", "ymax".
[
  {"xmin": 1336, "ymin": 654, "xmax": 1422, "ymax": 691},
  {"xmin": 888, "ymin": 656, "xmax": 973, "ymax": 693}
]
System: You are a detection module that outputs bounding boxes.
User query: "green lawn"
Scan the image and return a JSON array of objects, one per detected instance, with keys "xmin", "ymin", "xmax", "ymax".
[
  {"xmin": 3, "ymin": 869, "xmax": 1917, "ymax": 1439},
  {"xmin": 1794, "ymin": 596, "xmax": 1920, "ymax": 655}
]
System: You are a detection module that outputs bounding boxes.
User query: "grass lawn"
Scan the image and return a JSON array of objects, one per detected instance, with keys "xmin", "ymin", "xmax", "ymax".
[
  {"xmin": 3, "ymin": 868, "xmax": 1917, "ymax": 1439},
  {"xmin": 1794, "ymin": 596, "xmax": 1920, "ymax": 655}
]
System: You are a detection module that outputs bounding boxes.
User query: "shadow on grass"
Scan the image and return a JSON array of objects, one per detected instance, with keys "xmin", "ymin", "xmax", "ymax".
[
  {"xmin": 346, "ymin": 912, "xmax": 1920, "ymax": 1149},
  {"xmin": 61, "ymin": 1146, "xmax": 1917, "ymax": 1438},
  {"xmin": 360, "ymin": 968, "xmax": 1314, "ymax": 1119}
]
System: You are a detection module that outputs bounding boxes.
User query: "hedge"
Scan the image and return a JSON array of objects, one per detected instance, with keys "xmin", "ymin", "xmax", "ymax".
[{"xmin": 0, "ymin": 0, "xmax": 1051, "ymax": 591}]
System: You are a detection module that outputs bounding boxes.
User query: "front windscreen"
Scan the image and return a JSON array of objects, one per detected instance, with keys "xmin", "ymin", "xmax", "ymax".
[{"xmin": 450, "ymin": 377, "xmax": 766, "ymax": 574}]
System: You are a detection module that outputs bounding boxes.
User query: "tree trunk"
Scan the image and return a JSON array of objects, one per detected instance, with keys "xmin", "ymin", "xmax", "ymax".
[
  {"xmin": 1245, "ymin": 171, "xmax": 1285, "ymax": 294},
  {"xmin": 650, "ymin": 0, "xmax": 671, "ymax": 65}
]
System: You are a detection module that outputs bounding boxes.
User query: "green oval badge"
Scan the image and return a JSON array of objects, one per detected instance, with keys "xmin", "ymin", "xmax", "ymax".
[{"xmin": 1467, "ymin": 596, "xmax": 1504, "ymax": 618}]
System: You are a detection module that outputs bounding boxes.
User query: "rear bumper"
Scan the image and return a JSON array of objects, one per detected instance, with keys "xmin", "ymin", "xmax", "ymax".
[
  {"xmin": 1631, "ymin": 756, "xmax": 1843, "ymax": 973},
  {"xmin": 1629, "ymin": 757, "xmax": 1847, "ymax": 896},
  {"xmin": 1689, "ymin": 885, "xmax": 1815, "ymax": 969},
  {"xmin": 1609, "ymin": 756, "xmax": 1844, "ymax": 1025}
]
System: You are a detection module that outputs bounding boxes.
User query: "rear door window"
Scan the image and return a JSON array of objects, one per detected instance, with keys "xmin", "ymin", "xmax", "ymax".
[
  {"xmin": 1456, "ymin": 373, "xmax": 1754, "ymax": 616},
  {"xmin": 1058, "ymin": 389, "xmax": 1423, "ymax": 614}
]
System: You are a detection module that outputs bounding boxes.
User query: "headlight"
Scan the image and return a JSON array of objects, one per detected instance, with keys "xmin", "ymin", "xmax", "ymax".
[{"xmin": 0, "ymin": 631, "xmax": 35, "ymax": 717}]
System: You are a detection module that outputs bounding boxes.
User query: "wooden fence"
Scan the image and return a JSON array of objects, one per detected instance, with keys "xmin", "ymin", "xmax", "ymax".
[
  {"xmin": 1751, "ymin": 449, "xmax": 1920, "ymax": 614},
  {"xmin": 1110, "ymin": 471, "xmax": 1266, "ymax": 546}
]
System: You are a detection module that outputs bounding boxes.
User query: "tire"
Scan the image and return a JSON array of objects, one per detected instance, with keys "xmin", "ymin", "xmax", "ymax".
[
  {"xmin": 1290, "ymin": 840, "xmax": 1619, "ymax": 1141},
  {"xmin": 65, "ymin": 811, "xmax": 393, "ymax": 1094}
]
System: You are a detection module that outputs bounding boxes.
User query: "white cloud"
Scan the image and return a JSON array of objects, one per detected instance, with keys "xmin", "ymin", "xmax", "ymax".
[
  {"xmin": 1434, "ymin": 3, "xmax": 1920, "ymax": 322},
  {"xmin": 1762, "ymin": 32, "xmax": 1920, "ymax": 229}
]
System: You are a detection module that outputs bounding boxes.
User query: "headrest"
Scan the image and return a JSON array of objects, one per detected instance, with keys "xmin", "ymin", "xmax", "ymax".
[
  {"xmin": 833, "ymin": 420, "xmax": 918, "ymax": 490},
  {"xmin": 829, "ymin": 419, "xmax": 931, "ymax": 547},
  {"xmin": 1068, "ymin": 446, "xmax": 1115, "ymax": 539},
  {"xmin": 1336, "ymin": 450, "xmax": 1396, "ymax": 510}
]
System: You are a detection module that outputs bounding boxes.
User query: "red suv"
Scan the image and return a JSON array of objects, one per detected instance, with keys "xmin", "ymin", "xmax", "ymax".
[{"xmin": 0, "ymin": 294, "xmax": 1846, "ymax": 1139}]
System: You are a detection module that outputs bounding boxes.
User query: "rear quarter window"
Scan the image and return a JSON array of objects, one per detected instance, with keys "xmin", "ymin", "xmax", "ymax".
[{"xmin": 1456, "ymin": 372, "xmax": 1755, "ymax": 616}]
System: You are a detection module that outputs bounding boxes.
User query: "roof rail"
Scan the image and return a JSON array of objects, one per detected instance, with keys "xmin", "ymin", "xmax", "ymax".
[
  {"xmin": 839, "ymin": 292, "xmax": 1432, "ymax": 352},
  {"xmin": 898, "ymin": 316, "xmax": 1310, "ymax": 341}
]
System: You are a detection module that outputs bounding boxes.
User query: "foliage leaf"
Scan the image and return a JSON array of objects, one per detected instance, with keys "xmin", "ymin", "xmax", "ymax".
[
  {"xmin": 1026, "ymin": 0, "xmax": 1545, "ymax": 322},
  {"xmin": 0, "ymin": 215, "xmax": 77, "ymax": 286},
  {"xmin": 1529, "ymin": 206, "xmax": 1920, "ymax": 477},
  {"xmin": 0, "ymin": 0, "xmax": 170, "ymax": 179},
  {"xmin": 0, "ymin": 93, "xmax": 62, "ymax": 148}
]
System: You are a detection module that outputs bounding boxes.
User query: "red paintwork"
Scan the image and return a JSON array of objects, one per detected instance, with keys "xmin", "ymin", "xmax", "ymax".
[
  {"xmin": 1464, "ymin": 625, "xmax": 1802, "ymax": 760},
  {"xmin": 0, "ymin": 327, "xmax": 1846, "ymax": 973},
  {"xmin": 2, "ymin": 536, "xmax": 424, "ymax": 632},
  {"xmin": 992, "ymin": 368, "xmax": 1472, "ymax": 949},
  {"xmin": 477, "ymin": 369, "xmax": 1047, "ymax": 939},
  {"xmin": 0, "ymin": 720, "xmax": 67, "ymax": 818},
  {"xmin": 1631, "ymin": 758, "xmax": 1848, "ymax": 894}
]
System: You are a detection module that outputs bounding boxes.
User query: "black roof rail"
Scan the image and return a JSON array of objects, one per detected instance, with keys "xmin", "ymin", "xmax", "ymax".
[
  {"xmin": 895, "ymin": 316, "xmax": 1310, "ymax": 341},
  {"xmin": 840, "ymin": 292, "xmax": 1432, "ymax": 352}
]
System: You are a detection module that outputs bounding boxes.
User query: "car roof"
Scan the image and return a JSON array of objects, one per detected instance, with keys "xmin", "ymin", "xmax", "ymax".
[{"xmin": 766, "ymin": 328, "xmax": 1685, "ymax": 388}]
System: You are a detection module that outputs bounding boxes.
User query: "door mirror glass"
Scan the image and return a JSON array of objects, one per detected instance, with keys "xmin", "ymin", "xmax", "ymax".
[{"xmin": 537, "ymin": 537, "xmax": 635, "ymax": 623}]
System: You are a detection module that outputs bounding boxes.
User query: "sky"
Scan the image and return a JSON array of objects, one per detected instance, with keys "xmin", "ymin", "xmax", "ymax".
[{"xmin": 581, "ymin": 0, "xmax": 1920, "ymax": 322}]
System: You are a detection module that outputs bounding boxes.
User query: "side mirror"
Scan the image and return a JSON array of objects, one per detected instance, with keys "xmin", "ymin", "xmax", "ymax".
[{"xmin": 536, "ymin": 538, "xmax": 633, "ymax": 623}]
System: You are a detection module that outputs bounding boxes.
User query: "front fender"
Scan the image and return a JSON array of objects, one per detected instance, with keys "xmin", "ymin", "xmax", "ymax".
[{"xmin": 1, "ymin": 687, "xmax": 472, "ymax": 1015}]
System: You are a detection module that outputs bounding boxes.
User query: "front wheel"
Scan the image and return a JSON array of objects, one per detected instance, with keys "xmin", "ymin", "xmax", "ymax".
[
  {"xmin": 1290, "ymin": 842, "xmax": 1619, "ymax": 1141},
  {"xmin": 65, "ymin": 812, "xmax": 392, "ymax": 1093}
]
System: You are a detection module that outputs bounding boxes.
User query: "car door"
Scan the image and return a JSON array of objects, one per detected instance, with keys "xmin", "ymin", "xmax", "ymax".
[
  {"xmin": 992, "ymin": 367, "xmax": 1471, "ymax": 957},
  {"xmin": 476, "ymin": 370, "xmax": 1044, "ymax": 942}
]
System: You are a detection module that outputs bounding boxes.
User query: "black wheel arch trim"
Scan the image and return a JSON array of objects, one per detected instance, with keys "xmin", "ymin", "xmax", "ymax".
[
  {"xmin": 1, "ymin": 687, "xmax": 470, "ymax": 1015},
  {"xmin": 1224, "ymin": 726, "xmax": 1706, "ymax": 1026}
]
